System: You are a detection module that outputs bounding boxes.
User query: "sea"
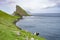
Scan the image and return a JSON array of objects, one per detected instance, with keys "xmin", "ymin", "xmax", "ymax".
[{"xmin": 16, "ymin": 13, "xmax": 60, "ymax": 40}]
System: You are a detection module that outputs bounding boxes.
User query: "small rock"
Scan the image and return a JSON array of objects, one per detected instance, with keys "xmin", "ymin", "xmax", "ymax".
[
  {"xmin": 31, "ymin": 38, "xmax": 34, "ymax": 40},
  {"xmin": 13, "ymin": 31, "xmax": 20, "ymax": 36},
  {"xmin": 16, "ymin": 31, "xmax": 20, "ymax": 36},
  {"xmin": 25, "ymin": 36, "xmax": 28, "ymax": 40}
]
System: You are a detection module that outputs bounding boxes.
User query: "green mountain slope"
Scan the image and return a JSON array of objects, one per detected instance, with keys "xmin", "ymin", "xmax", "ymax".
[{"xmin": 0, "ymin": 10, "xmax": 45, "ymax": 40}]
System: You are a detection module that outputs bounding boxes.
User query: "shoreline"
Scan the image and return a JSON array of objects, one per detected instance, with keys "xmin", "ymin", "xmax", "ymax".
[{"xmin": 0, "ymin": 10, "xmax": 45, "ymax": 40}]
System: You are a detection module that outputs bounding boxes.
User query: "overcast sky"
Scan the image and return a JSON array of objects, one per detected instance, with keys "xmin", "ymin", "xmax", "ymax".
[{"xmin": 0, "ymin": 0, "xmax": 60, "ymax": 14}]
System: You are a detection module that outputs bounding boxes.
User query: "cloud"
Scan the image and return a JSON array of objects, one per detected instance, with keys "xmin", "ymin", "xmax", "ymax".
[
  {"xmin": 19, "ymin": 0, "xmax": 56, "ymax": 10},
  {"xmin": 0, "ymin": 0, "xmax": 6, "ymax": 2},
  {"xmin": 20, "ymin": 0, "xmax": 60, "ymax": 13},
  {"xmin": 49, "ymin": 0, "xmax": 60, "ymax": 2},
  {"xmin": 0, "ymin": 0, "xmax": 17, "ymax": 14},
  {"xmin": 0, "ymin": 0, "xmax": 23, "ymax": 14},
  {"xmin": 49, "ymin": 0, "xmax": 60, "ymax": 7},
  {"xmin": 0, "ymin": 0, "xmax": 60, "ymax": 14},
  {"xmin": 0, "ymin": 0, "xmax": 16, "ymax": 5},
  {"xmin": 0, "ymin": 0, "xmax": 56, "ymax": 9}
]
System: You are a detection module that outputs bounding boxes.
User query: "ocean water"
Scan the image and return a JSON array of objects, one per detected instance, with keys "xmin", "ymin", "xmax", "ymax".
[{"xmin": 16, "ymin": 16, "xmax": 60, "ymax": 40}]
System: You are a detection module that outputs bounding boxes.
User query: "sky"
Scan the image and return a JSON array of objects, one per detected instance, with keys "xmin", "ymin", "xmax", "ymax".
[{"xmin": 0, "ymin": 0, "xmax": 60, "ymax": 14}]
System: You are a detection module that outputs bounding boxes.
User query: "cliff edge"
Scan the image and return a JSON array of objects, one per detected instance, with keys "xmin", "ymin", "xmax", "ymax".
[{"xmin": 0, "ymin": 10, "xmax": 45, "ymax": 40}]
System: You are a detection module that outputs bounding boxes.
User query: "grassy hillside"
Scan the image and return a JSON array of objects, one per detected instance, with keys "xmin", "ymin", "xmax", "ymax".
[{"xmin": 0, "ymin": 10, "xmax": 45, "ymax": 40}]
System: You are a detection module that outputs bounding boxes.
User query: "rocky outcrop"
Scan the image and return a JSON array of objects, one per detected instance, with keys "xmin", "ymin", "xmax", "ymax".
[{"xmin": 13, "ymin": 5, "xmax": 30, "ymax": 16}]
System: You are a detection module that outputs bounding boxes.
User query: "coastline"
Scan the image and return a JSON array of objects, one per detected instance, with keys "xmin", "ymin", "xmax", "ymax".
[{"xmin": 0, "ymin": 10, "xmax": 45, "ymax": 40}]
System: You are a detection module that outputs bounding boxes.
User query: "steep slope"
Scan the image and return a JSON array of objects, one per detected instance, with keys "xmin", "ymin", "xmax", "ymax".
[{"xmin": 0, "ymin": 10, "xmax": 45, "ymax": 40}]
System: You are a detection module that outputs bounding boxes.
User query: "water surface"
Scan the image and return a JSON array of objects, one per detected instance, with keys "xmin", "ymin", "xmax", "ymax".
[{"xmin": 16, "ymin": 16, "xmax": 60, "ymax": 40}]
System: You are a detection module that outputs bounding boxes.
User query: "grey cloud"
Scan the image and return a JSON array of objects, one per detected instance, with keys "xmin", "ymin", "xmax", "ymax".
[
  {"xmin": 0, "ymin": 0, "xmax": 16, "ymax": 5},
  {"xmin": 0, "ymin": 0, "xmax": 6, "ymax": 2},
  {"xmin": 49, "ymin": 0, "xmax": 60, "ymax": 7},
  {"xmin": 49, "ymin": 0, "xmax": 60, "ymax": 2}
]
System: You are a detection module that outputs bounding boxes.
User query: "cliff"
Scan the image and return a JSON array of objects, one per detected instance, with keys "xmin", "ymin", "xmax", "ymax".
[
  {"xmin": 13, "ymin": 5, "xmax": 30, "ymax": 17},
  {"xmin": 0, "ymin": 10, "xmax": 45, "ymax": 40}
]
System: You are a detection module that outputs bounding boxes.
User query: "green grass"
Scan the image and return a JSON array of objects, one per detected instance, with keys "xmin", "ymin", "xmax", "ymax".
[{"xmin": 0, "ymin": 10, "xmax": 45, "ymax": 40}]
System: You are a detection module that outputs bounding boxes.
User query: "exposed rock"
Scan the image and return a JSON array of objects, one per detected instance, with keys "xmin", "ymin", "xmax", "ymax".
[
  {"xmin": 13, "ymin": 5, "xmax": 30, "ymax": 16},
  {"xmin": 13, "ymin": 18, "xmax": 20, "ymax": 24},
  {"xmin": 13, "ymin": 31, "xmax": 20, "ymax": 36},
  {"xmin": 25, "ymin": 36, "xmax": 29, "ymax": 40},
  {"xmin": 16, "ymin": 5, "xmax": 29, "ymax": 16},
  {"xmin": 31, "ymin": 38, "xmax": 34, "ymax": 40}
]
